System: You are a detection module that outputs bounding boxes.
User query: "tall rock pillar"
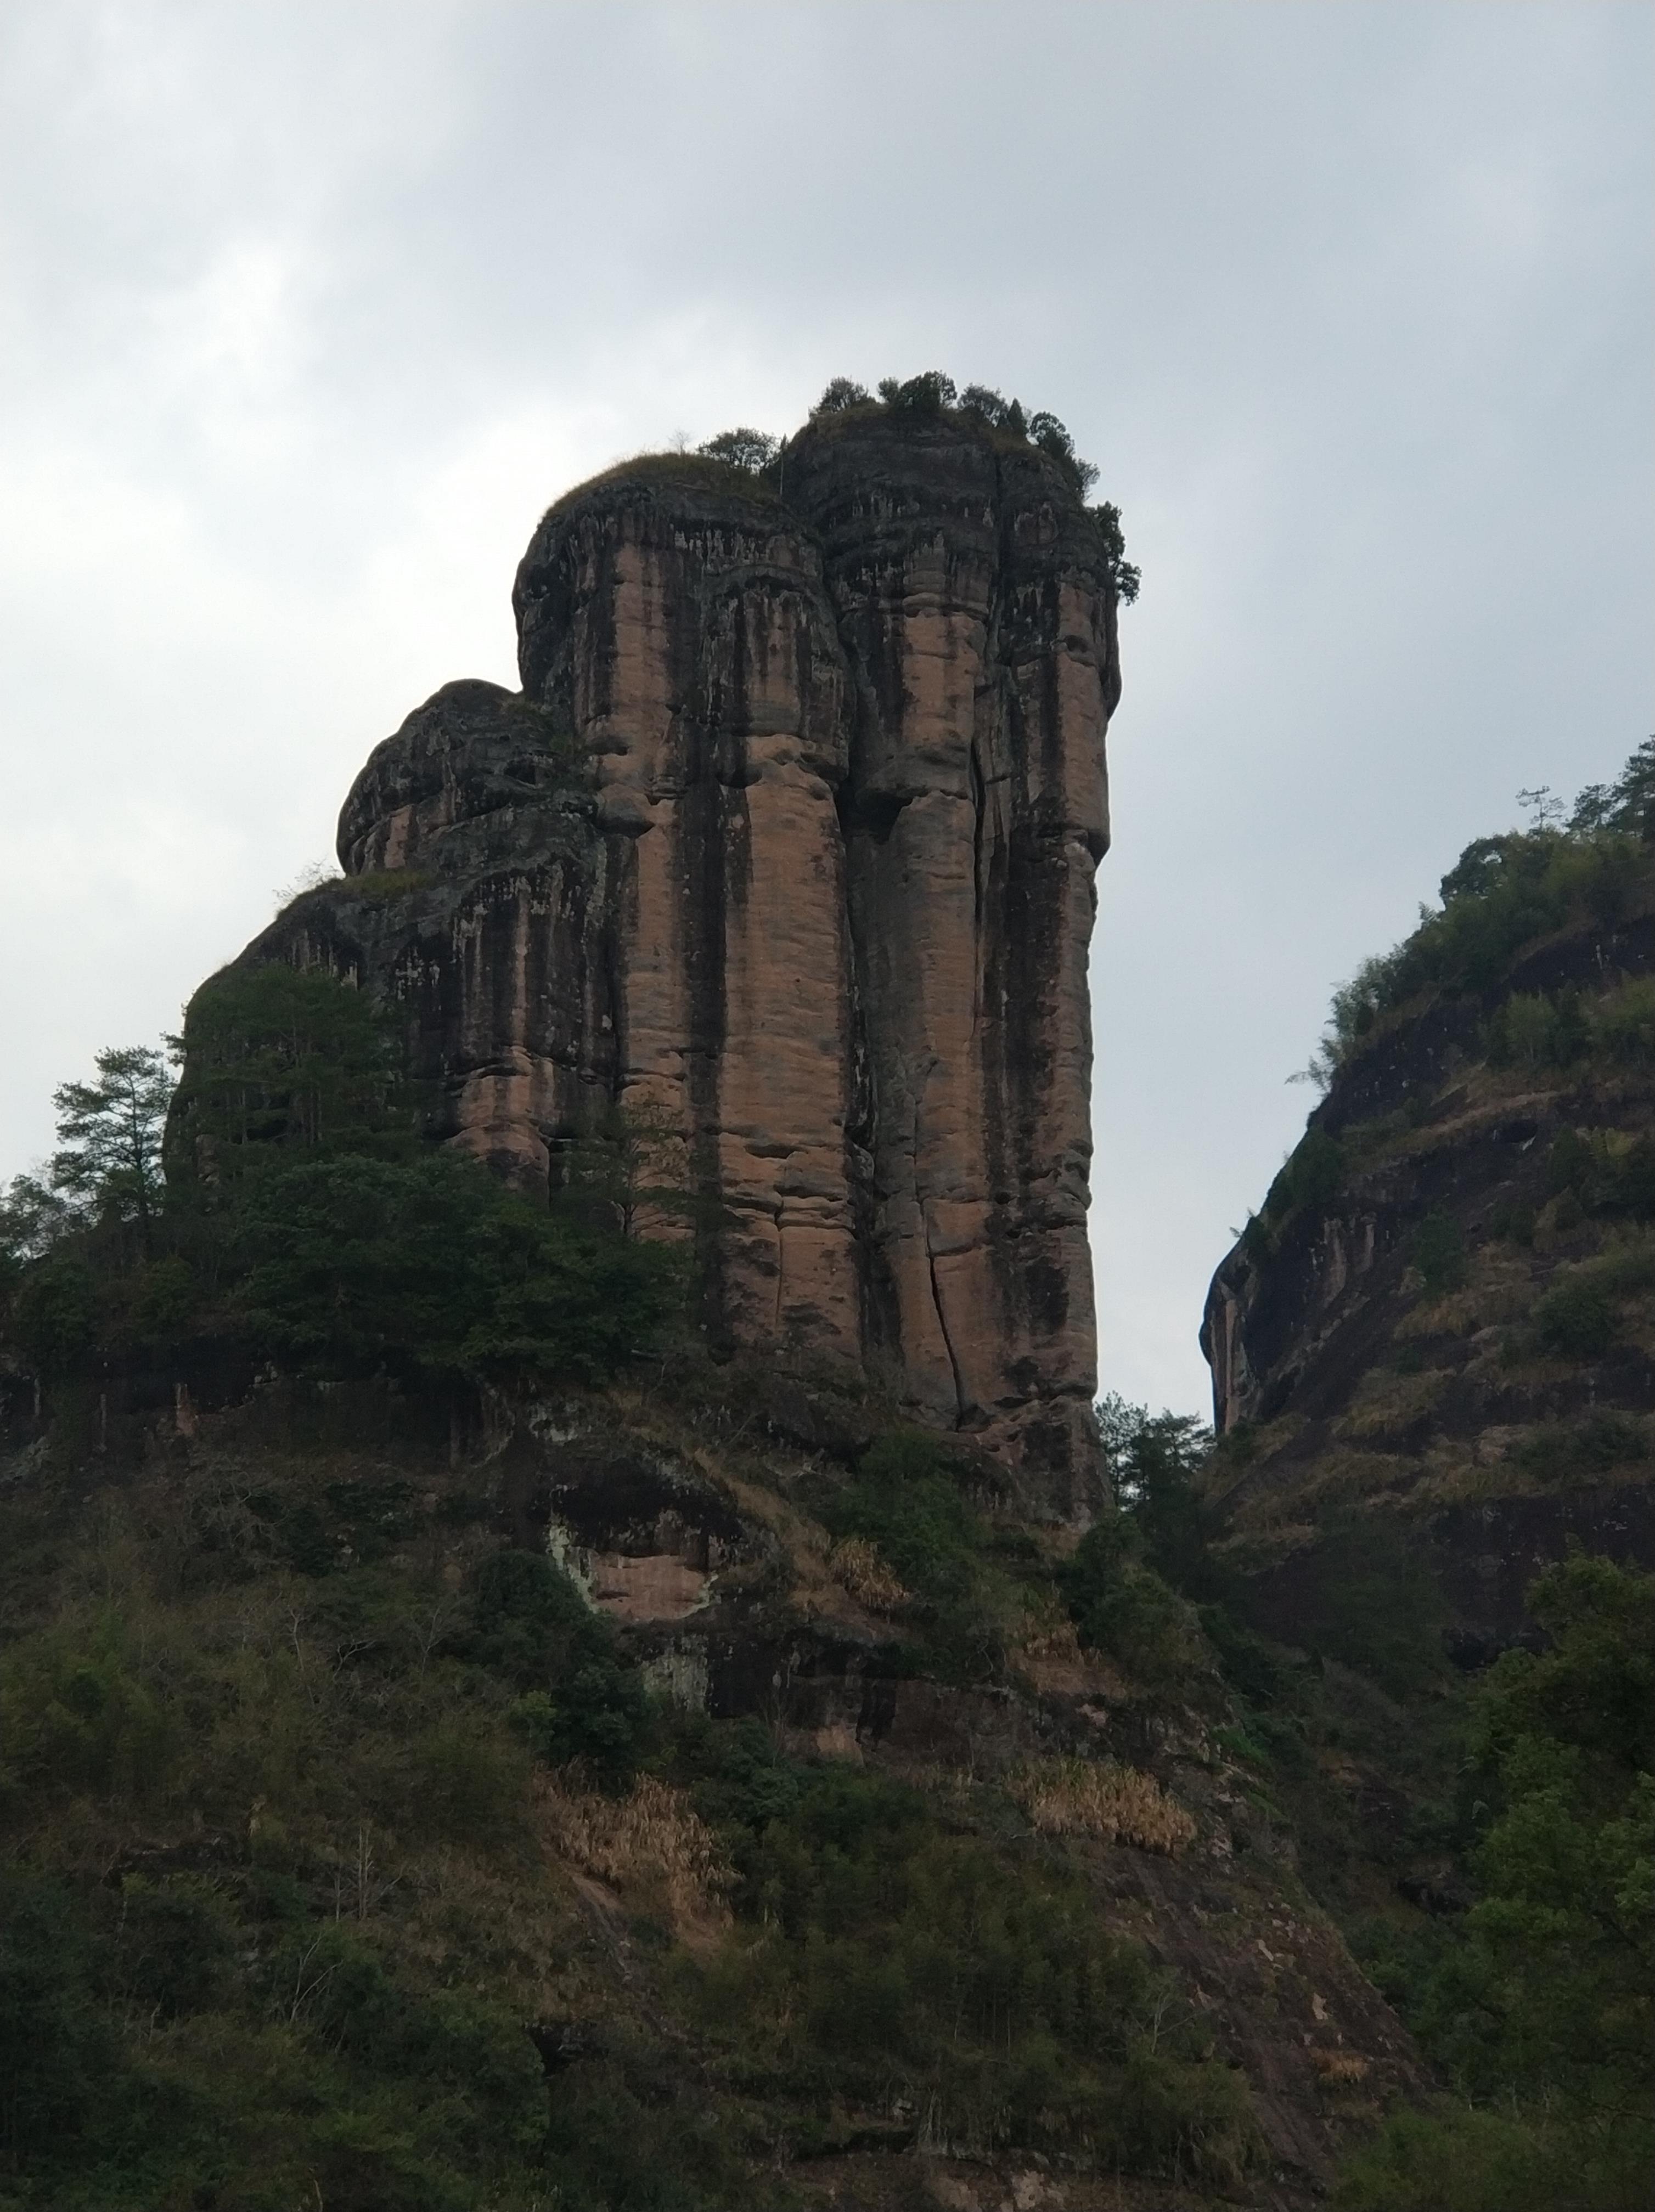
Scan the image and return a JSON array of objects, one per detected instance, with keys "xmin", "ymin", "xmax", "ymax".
[
  {"xmin": 188, "ymin": 411, "xmax": 1121, "ymax": 1517},
  {"xmin": 787, "ymin": 416, "xmax": 1118, "ymax": 1504}
]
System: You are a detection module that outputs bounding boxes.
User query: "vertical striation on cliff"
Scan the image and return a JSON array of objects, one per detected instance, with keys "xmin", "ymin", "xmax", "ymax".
[
  {"xmin": 190, "ymin": 402, "xmax": 1123, "ymax": 1512},
  {"xmin": 784, "ymin": 413, "xmax": 1118, "ymax": 1499}
]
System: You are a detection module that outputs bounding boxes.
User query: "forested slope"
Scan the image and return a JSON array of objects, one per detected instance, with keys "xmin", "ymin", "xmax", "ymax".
[
  {"xmin": 1189, "ymin": 746, "xmax": 1655, "ymax": 2209},
  {"xmin": 0, "ymin": 963, "xmax": 1411, "ymax": 2211}
]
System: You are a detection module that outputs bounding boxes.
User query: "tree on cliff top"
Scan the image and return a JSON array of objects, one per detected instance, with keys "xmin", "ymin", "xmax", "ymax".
[
  {"xmin": 1292, "ymin": 735, "xmax": 1655, "ymax": 1093},
  {"xmin": 810, "ymin": 375, "xmax": 1139, "ymax": 599},
  {"xmin": 48, "ymin": 1045, "xmax": 171, "ymax": 1254},
  {"xmin": 695, "ymin": 427, "xmax": 779, "ymax": 473}
]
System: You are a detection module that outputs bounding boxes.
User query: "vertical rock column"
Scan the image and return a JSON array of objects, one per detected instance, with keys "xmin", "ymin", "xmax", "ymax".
[
  {"xmin": 978, "ymin": 449, "xmax": 1117, "ymax": 1490},
  {"xmin": 514, "ymin": 475, "xmax": 861, "ymax": 1359},
  {"xmin": 789, "ymin": 417, "xmax": 1118, "ymax": 1504}
]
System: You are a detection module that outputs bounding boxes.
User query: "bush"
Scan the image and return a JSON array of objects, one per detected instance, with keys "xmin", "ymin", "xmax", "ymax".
[
  {"xmin": 11, "ymin": 1257, "xmax": 98, "ymax": 1375},
  {"xmin": 1516, "ymin": 1411, "xmax": 1647, "ymax": 1482},
  {"xmin": 469, "ymin": 1550, "xmax": 648, "ymax": 1788},
  {"xmin": 1413, "ymin": 1210, "xmax": 1469, "ymax": 1295},
  {"xmin": 824, "ymin": 1431, "xmax": 1012, "ymax": 1678},
  {"xmin": 1535, "ymin": 1273, "xmax": 1617, "ymax": 1358},
  {"xmin": 696, "ymin": 1765, "xmax": 1257, "ymax": 2175},
  {"xmin": 170, "ymin": 960, "xmax": 413, "ymax": 1176},
  {"xmin": 695, "ymin": 427, "xmax": 778, "ymax": 473},
  {"xmin": 812, "ymin": 376, "xmax": 870, "ymax": 414},
  {"xmin": 235, "ymin": 1150, "xmax": 680, "ymax": 1383},
  {"xmin": 110, "ymin": 1874, "xmax": 237, "ymax": 2018},
  {"xmin": 542, "ymin": 2041, "xmax": 747, "ymax": 2210},
  {"xmin": 876, "ymin": 369, "xmax": 956, "ymax": 414},
  {"xmin": 408, "ymin": 1710, "xmax": 533, "ymax": 1843},
  {"xmin": 1334, "ymin": 2105, "xmax": 1653, "ymax": 2212},
  {"xmin": 1359, "ymin": 1556, "xmax": 1655, "ymax": 2169},
  {"xmin": 1589, "ymin": 976, "xmax": 1655, "ymax": 1065},
  {"xmin": 1485, "ymin": 989, "xmax": 1586, "ymax": 1070},
  {"xmin": 1263, "ymin": 1128, "xmax": 1346, "ymax": 1222},
  {"xmin": 1294, "ymin": 743, "xmax": 1655, "ymax": 1089},
  {"xmin": 1061, "ymin": 1511, "xmax": 1202, "ymax": 1688},
  {"xmin": 0, "ymin": 1621, "xmax": 176, "ymax": 1807}
]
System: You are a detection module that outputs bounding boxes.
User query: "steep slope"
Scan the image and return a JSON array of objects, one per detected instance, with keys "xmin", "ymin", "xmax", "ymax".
[
  {"xmin": 0, "ymin": 1365, "xmax": 1422, "ymax": 2211},
  {"xmin": 1202, "ymin": 799, "xmax": 1655, "ymax": 1664},
  {"xmin": 1174, "ymin": 775, "xmax": 1655, "ymax": 2210}
]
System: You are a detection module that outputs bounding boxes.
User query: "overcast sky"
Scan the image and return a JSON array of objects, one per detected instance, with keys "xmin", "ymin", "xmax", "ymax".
[{"xmin": 2, "ymin": 1, "xmax": 1650, "ymax": 1418}]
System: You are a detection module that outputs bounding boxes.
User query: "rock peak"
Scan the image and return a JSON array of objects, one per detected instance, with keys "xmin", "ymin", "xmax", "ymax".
[{"xmin": 213, "ymin": 404, "xmax": 1124, "ymax": 1514}]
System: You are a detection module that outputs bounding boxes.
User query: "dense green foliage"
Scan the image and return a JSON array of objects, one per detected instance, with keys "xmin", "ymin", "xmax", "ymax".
[
  {"xmin": 1057, "ymin": 1398, "xmax": 1210, "ymax": 1689},
  {"xmin": 694, "ymin": 426, "xmax": 779, "ymax": 473},
  {"xmin": 680, "ymin": 1758, "xmax": 1257, "ymax": 2177},
  {"xmin": 819, "ymin": 1428, "xmax": 1028, "ymax": 1679},
  {"xmin": 1334, "ymin": 1556, "xmax": 1654, "ymax": 2210},
  {"xmin": 0, "ymin": 1437, "xmax": 654, "ymax": 2208},
  {"xmin": 0, "ymin": 948, "xmax": 1258, "ymax": 2203},
  {"xmin": 1093, "ymin": 1389, "xmax": 1655, "ymax": 2208},
  {"xmin": 0, "ymin": 1395, "xmax": 1259, "ymax": 2207},
  {"xmin": 1, "ymin": 963, "xmax": 680, "ymax": 1400},
  {"xmin": 47, "ymin": 1045, "xmax": 172, "ymax": 1253},
  {"xmin": 236, "ymin": 1150, "xmax": 677, "ymax": 1383},
  {"xmin": 468, "ymin": 1549, "xmax": 648, "ymax": 1790},
  {"xmin": 1306, "ymin": 739, "xmax": 1655, "ymax": 1085},
  {"xmin": 1241, "ymin": 1126, "xmax": 1348, "ymax": 1255},
  {"xmin": 171, "ymin": 961, "xmax": 413, "ymax": 1169}
]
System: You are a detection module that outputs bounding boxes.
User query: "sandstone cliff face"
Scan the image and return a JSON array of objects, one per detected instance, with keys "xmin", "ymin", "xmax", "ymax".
[
  {"xmin": 785, "ymin": 416, "xmax": 1116, "ymax": 1503},
  {"xmin": 199, "ymin": 411, "xmax": 1121, "ymax": 1513},
  {"xmin": 233, "ymin": 678, "xmax": 619, "ymax": 1190},
  {"xmin": 513, "ymin": 470, "xmax": 861, "ymax": 1370}
]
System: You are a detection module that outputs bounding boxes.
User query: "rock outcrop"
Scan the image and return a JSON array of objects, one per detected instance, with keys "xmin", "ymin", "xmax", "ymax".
[
  {"xmin": 1200, "ymin": 893, "xmax": 1655, "ymax": 1660},
  {"xmin": 198, "ymin": 405, "xmax": 1122, "ymax": 1513}
]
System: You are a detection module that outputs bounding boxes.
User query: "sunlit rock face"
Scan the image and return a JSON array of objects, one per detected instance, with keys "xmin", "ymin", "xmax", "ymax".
[{"xmin": 199, "ymin": 413, "xmax": 1122, "ymax": 1514}]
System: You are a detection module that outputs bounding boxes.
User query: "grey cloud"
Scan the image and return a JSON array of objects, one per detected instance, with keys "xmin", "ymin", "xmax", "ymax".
[{"xmin": 1, "ymin": 0, "xmax": 1648, "ymax": 1412}]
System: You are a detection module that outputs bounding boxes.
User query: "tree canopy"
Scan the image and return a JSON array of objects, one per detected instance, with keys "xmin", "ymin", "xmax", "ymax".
[
  {"xmin": 48, "ymin": 1045, "xmax": 172, "ymax": 1252},
  {"xmin": 2, "ymin": 961, "xmax": 684, "ymax": 1397}
]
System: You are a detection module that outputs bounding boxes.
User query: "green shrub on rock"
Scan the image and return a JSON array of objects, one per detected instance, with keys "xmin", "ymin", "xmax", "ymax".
[
  {"xmin": 1534, "ymin": 1272, "xmax": 1617, "ymax": 1358},
  {"xmin": 1412, "ymin": 1209, "xmax": 1469, "ymax": 1295},
  {"xmin": 824, "ymin": 1430, "xmax": 1014, "ymax": 1679}
]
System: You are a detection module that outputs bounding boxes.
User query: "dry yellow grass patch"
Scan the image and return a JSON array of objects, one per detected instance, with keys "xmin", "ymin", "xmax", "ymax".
[
  {"xmin": 1311, "ymin": 2049, "xmax": 1371, "ymax": 2086},
  {"xmin": 827, "ymin": 1535, "xmax": 909, "ymax": 1612},
  {"xmin": 1333, "ymin": 1365, "xmax": 1452, "ymax": 1442},
  {"xmin": 1395, "ymin": 1287, "xmax": 1485, "ymax": 1339},
  {"xmin": 536, "ymin": 1773, "xmax": 731, "ymax": 1932},
  {"xmin": 1016, "ymin": 1611, "xmax": 1085, "ymax": 1667},
  {"xmin": 1007, "ymin": 1756, "xmax": 1196, "ymax": 1856}
]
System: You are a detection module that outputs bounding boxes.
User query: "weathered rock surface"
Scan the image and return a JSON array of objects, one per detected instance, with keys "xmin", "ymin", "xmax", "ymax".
[{"xmin": 190, "ymin": 409, "xmax": 1122, "ymax": 1513}]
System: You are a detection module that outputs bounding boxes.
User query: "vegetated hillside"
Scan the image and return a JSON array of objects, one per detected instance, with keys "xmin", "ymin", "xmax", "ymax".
[
  {"xmin": 0, "ymin": 1392, "xmax": 1420, "ymax": 2212},
  {"xmin": 1188, "ymin": 747, "xmax": 1655, "ymax": 2209},
  {"xmin": 1204, "ymin": 745, "xmax": 1655, "ymax": 1651},
  {"xmin": 0, "ymin": 973, "xmax": 1416, "ymax": 2207}
]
